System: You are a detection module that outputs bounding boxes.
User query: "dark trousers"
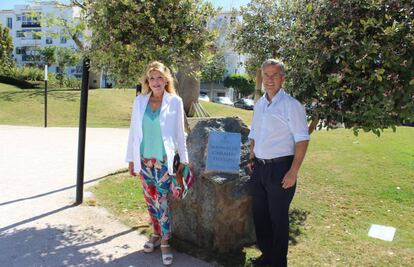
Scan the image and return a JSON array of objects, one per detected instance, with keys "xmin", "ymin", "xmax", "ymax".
[{"xmin": 249, "ymin": 156, "xmax": 295, "ymax": 267}]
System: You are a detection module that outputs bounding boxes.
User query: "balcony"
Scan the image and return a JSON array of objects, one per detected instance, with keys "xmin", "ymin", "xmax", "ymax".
[
  {"xmin": 22, "ymin": 22, "xmax": 41, "ymax": 28},
  {"xmin": 22, "ymin": 55, "xmax": 41, "ymax": 62},
  {"xmin": 19, "ymin": 39, "xmax": 41, "ymax": 46}
]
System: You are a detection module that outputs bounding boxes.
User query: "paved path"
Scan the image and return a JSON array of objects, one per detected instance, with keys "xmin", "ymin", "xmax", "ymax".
[{"xmin": 0, "ymin": 126, "xmax": 212, "ymax": 267}]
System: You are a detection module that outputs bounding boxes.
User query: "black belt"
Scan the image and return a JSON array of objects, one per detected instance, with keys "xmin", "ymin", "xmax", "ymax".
[{"xmin": 254, "ymin": 155, "xmax": 293, "ymax": 165}]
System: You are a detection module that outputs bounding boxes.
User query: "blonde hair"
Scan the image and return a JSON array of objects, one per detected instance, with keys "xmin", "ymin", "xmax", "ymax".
[{"xmin": 141, "ymin": 61, "xmax": 176, "ymax": 95}]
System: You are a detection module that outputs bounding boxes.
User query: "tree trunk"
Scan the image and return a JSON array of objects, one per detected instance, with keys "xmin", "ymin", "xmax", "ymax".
[
  {"xmin": 254, "ymin": 68, "xmax": 262, "ymax": 102},
  {"xmin": 176, "ymin": 62, "xmax": 200, "ymax": 116},
  {"xmin": 308, "ymin": 117, "xmax": 319, "ymax": 135}
]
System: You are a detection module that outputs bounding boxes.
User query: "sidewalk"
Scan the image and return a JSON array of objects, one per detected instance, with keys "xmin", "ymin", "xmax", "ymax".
[{"xmin": 0, "ymin": 125, "xmax": 212, "ymax": 267}]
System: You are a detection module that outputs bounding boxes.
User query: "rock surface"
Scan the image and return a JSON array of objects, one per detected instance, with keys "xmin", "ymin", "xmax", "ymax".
[{"xmin": 170, "ymin": 117, "xmax": 255, "ymax": 254}]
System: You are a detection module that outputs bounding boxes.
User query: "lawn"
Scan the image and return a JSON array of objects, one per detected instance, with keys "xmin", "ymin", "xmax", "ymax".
[
  {"xmin": 2, "ymin": 82, "xmax": 413, "ymax": 266},
  {"xmin": 0, "ymin": 83, "xmax": 251, "ymax": 127},
  {"xmin": 90, "ymin": 127, "xmax": 414, "ymax": 266},
  {"xmin": 0, "ymin": 83, "xmax": 135, "ymax": 127},
  {"xmin": 201, "ymin": 100, "xmax": 253, "ymax": 125}
]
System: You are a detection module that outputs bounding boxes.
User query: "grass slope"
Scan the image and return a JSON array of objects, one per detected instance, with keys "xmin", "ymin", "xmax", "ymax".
[
  {"xmin": 200, "ymin": 100, "xmax": 253, "ymax": 125},
  {"xmin": 0, "ymin": 83, "xmax": 251, "ymax": 127},
  {"xmin": 0, "ymin": 83, "xmax": 136, "ymax": 127},
  {"xmin": 2, "ymin": 82, "xmax": 413, "ymax": 265},
  {"xmin": 91, "ymin": 128, "xmax": 414, "ymax": 266}
]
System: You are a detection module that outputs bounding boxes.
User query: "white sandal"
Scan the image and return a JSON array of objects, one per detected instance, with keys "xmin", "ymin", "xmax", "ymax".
[
  {"xmin": 143, "ymin": 234, "xmax": 161, "ymax": 253},
  {"xmin": 161, "ymin": 244, "xmax": 173, "ymax": 266}
]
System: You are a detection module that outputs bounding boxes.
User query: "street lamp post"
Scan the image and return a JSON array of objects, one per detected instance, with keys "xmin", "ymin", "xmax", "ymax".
[
  {"xmin": 76, "ymin": 58, "xmax": 90, "ymax": 205},
  {"xmin": 44, "ymin": 65, "xmax": 48, "ymax": 128}
]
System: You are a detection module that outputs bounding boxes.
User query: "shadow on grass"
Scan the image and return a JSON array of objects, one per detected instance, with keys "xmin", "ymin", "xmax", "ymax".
[
  {"xmin": 0, "ymin": 88, "xmax": 80, "ymax": 102},
  {"xmin": 172, "ymin": 207, "xmax": 309, "ymax": 267},
  {"xmin": 289, "ymin": 208, "xmax": 310, "ymax": 245}
]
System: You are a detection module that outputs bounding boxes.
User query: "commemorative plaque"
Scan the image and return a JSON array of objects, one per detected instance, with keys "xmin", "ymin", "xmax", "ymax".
[{"xmin": 206, "ymin": 131, "xmax": 241, "ymax": 173}]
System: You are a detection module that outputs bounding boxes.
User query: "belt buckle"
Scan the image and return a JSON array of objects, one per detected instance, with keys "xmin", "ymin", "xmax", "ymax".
[{"xmin": 258, "ymin": 158, "xmax": 266, "ymax": 165}]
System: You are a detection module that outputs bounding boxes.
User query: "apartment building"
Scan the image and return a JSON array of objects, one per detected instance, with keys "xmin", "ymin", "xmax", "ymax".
[
  {"xmin": 1, "ymin": 3, "xmax": 247, "ymax": 90},
  {"xmin": 201, "ymin": 11, "xmax": 248, "ymax": 101},
  {"xmin": 0, "ymin": 2, "xmax": 81, "ymax": 77}
]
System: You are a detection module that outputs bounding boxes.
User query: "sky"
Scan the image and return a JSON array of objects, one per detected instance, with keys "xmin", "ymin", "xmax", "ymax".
[{"xmin": 0, "ymin": 0, "xmax": 251, "ymax": 11}]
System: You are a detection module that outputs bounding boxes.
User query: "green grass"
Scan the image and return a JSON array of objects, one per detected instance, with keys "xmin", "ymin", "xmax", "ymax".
[
  {"xmin": 201, "ymin": 101, "xmax": 253, "ymax": 125},
  {"xmin": 287, "ymin": 127, "xmax": 414, "ymax": 267},
  {"xmin": 90, "ymin": 171, "xmax": 150, "ymax": 232},
  {"xmin": 0, "ymin": 83, "xmax": 136, "ymax": 127},
  {"xmin": 91, "ymin": 127, "xmax": 414, "ymax": 267},
  {"xmin": 0, "ymin": 83, "xmax": 252, "ymax": 127},
  {"xmin": 2, "ymin": 82, "xmax": 413, "ymax": 266}
]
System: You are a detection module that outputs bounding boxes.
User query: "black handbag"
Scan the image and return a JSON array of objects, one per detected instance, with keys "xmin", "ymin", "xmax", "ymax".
[{"xmin": 173, "ymin": 153, "xmax": 180, "ymax": 174}]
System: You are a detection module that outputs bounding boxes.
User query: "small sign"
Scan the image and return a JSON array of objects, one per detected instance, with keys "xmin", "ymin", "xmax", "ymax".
[
  {"xmin": 368, "ymin": 224, "xmax": 396, "ymax": 241},
  {"xmin": 206, "ymin": 131, "xmax": 241, "ymax": 173}
]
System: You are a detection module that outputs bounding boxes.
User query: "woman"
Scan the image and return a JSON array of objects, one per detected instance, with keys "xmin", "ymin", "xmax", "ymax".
[{"xmin": 126, "ymin": 61, "xmax": 188, "ymax": 266}]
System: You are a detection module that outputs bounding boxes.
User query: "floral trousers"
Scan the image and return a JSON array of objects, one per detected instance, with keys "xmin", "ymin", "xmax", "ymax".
[{"xmin": 140, "ymin": 157, "xmax": 172, "ymax": 240}]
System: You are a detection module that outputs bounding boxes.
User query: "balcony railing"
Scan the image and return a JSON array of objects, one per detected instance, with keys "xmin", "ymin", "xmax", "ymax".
[
  {"xmin": 22, "ymin": 22, "xmax": 41, "ymax": 28},
  {"xmin": 22, "ymin": 55, "xmax": 41, "ymax": 62}
]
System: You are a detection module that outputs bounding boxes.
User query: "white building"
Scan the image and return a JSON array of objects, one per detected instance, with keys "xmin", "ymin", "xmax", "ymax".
[
  {"xmin": 0, "ymin": 1, "xmax": 81, "ymax": 78},
  {"xmin": 201, "ymin": 11, "xmax": 248, "ymax": 102}
]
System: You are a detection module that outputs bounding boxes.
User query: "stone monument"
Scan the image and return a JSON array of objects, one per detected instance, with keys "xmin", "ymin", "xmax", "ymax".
[{"xmin": 170, "ymin": 117, "xmax": 255, "ymax": 254}]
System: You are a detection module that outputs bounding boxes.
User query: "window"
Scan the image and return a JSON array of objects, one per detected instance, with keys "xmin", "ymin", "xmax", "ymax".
[
  {"xmin": 7, "ymin": 18, "xmax": 12, "ymax": 29},
  {"xmin": 46, "ymin": 37, "xmax": 53, "ymax": 44},
  {"xmin": 21, "ymin": 13, "xmax": 41, "ymax": 27},
  {"xmin": 16, "ymin": 31, "xmax": 25, "ymax": 38},
  {"xmin": 16, "ymin": 30, "xmax": 41, "ymax": 39},
  {"xmin": 230, "ymin": 16, "xmax": 236, "ymax": 23},
  {"xmin": 16, "ymin": 15, "xmax": 21, "ymax": 21},
  {"xmin": 60, "ymin": 37, "xmax": 67, "ymax": 44},
  {"xmin": 16, "ymin": 47, "xmax": 24, "ymax": 54}
]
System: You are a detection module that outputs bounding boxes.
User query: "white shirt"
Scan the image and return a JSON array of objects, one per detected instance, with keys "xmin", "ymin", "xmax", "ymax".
[
  {"xmin": 248, "ymin": 89, "xmax": 310, "ymax": 159},
  {"xmin": 125, "ymin": 92, "xmax": 189, "ymax": 175}
]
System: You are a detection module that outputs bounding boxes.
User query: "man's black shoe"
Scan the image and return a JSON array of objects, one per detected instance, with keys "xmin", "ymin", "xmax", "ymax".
[{"xmin": 249, "ymin": 255, "xmax": 272, "ymax": 266}]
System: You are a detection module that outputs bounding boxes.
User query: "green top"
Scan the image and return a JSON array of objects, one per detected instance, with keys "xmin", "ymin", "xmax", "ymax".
[{"xmin": 140, "ymin": 104, "xmax": 167, "ymax": 160}]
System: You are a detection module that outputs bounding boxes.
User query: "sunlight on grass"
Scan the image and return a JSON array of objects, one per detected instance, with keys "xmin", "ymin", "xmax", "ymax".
[
  {"xmin": 92, "ymin": 127, "xmax": 414, "ymax": 266},
  {"xmin": 0, "ymin": 84, "xmax": 136, "ymax": 127},
  {"xmin": 200, "ymin": 101, "xmax": 253, "ymax": 125},
  {"xmin": 2, "ymin": 82, "xmax": 413, "ymax": 266}
]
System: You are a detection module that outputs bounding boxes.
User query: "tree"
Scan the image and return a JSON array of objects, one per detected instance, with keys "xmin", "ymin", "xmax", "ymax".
[
  {"xmin": 223, "ymin": 73, "xmax": 255, "ymax": 97},
  {"xmin": 232, "ymin": 0, "xmax": 414, "ymax": 135},
  {"xmin": 281, "ymin": 0, "xmax": 414, "ymax": 135},
  {"xmin": 86, "ymin": 0, "xmax": 217, "ymax": 114},
  {"xmin": 39, "ymin": 0, "xmax": 87, "ymax": 51},
  {"xmin": 39, "ymin": 46, "xmax": 57, "ymax": 66},
  {"xmin": 0, "ymin": 23, "xmax": 14, "ymax": 74},
  {"xmin": 54, "ymin": 47, "xmax": 81, "ymax": 87},
  {"xmin": 201, "ymin": 48, "xmax": 227, "ymax": 95},
  {"xmin": 230, "ymin": 0, "xmax": 290, "ymax": 100}
]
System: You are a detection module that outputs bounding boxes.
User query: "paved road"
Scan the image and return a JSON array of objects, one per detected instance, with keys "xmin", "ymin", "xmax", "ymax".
[{"xmin": 0, "ymin": 126, "xmax": 211, "ymax": 267}]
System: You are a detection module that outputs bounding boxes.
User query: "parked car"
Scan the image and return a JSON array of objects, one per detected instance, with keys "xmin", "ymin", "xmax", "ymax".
[
  {"xmin": 213, "ymin": 96, "xmax": 234, "ymax": 106},
  {"xmin": 234, "ymin": 98, "xmax": 254, "ymax": 110},
  {"xmin": 198, "ymin": 94, "xmax": 210, "ymax": 102}
]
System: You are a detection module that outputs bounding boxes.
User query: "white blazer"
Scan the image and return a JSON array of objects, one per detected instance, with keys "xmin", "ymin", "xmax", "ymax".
[{"xmin": 125, "ymin": 91, "xmax": 189, "ymax": 175}]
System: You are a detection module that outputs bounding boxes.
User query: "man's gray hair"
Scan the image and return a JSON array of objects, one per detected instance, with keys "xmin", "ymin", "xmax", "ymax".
[{"xmin": 261, "ymin": 59, "xmax": 286, "ymax": 76}]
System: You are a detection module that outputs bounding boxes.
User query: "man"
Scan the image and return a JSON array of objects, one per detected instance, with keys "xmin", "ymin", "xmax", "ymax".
[{"xmin": 248, "ymin": 59, "xmax": 310, "ymax": 267}]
